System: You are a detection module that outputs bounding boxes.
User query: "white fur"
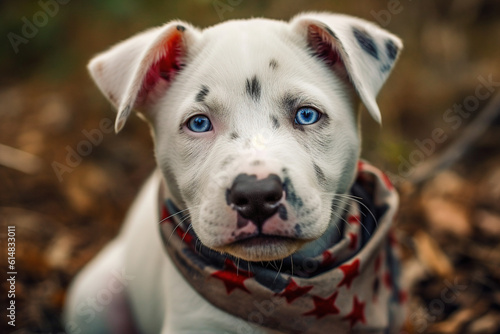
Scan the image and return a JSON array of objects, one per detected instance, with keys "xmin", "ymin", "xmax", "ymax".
[{"xmin": 64, "ymin": 12, "xmax": 402, "ymax": 333}]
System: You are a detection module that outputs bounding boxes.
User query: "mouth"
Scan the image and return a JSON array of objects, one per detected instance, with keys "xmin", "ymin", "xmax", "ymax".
[
  {"xmin": 217, "ymin": 234, "xmax": 307, "ymax": 262},
  {"xmin": 232, "ymin": 234, "xmax": 296, "ymax": 247}
]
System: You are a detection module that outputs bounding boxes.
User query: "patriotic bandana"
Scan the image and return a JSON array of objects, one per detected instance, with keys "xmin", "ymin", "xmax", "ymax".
[{"xmin": 159, "ymin": 161, "xmax": 406, "ymax": 333}]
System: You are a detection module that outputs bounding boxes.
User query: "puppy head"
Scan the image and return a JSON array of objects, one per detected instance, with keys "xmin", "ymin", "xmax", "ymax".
[{"xmin": 88, "ymin": 13, "xmax": 402, "ymax": 262}]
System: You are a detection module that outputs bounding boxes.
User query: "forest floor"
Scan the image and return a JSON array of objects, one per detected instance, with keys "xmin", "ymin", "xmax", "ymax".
[{"xmin": 1, "ymin": 80, "xmax": 499, "ymax": 333}]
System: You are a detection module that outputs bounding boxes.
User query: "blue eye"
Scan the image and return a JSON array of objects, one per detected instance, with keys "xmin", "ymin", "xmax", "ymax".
[
  {"xmin": 187, "ymin": 115, "xmax": 212, "ymax": 132},
  {"xmin": 294, "ymin": 107, "xmax": 321, "ymax": 125}
]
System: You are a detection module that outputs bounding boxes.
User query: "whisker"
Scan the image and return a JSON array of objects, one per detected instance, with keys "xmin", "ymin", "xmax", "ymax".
[
  {"xmin": 167, "ymin": 214, "xmax": 192, "ymax": 243},
  {"xmin": 158, "ymin": 207, "xmax": 194, "ymax": 224},
  {"xmin": 274, "ymin": 259, "xmax": 284, "ymax": 282},
  {"xmin": 337, "ymin": 194, "xmax": 379, "ymax": 228},
  {"xmin": 329, "ymin": 209, "xmax": 352, "ymax": 235},
  {"xmin": 327, "ymin": 202, "xmax": 345, "ymax": 235},
  {"xmin": 195, "ymin": 239, "xmax": 200, "ymax": 253},
  {"xmin": 335, "ymin": 194, "xmax": 362, "ymax": 200},
  {"xmin": 334, "ymin": 195, "xmax": 370, "ymax": 220},
  {"xmin": 269, "ymin": 260, "xmax": 279, "ymax": 271},
  {"xmin": 181, "ymin": 224, "xmax": 193, "ymax": 242},
  {"xmin": 196, "ymin": 239, "xmax": 203, "ymax": 254},
  {"xmin": 331, "ymin": 195, "xmax": 372, "ymax": 236}
]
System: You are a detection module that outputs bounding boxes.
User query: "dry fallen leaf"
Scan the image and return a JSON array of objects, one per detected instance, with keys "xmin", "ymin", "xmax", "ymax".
[
  {"xmin": 413, "ymin": 230, "xmax": 454, "ymax": 278},
  {"xmin": 424, "ymin": 198, "xmax": 471, "ymax": 237}
]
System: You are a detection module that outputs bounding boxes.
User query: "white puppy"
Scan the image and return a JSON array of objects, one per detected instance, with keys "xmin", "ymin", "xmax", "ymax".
[{"xmin": 64, "ymin": 12, "xmax": 404, "ymax": 334}]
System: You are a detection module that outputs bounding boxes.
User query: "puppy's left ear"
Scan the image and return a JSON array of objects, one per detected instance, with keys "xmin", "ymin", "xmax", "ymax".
[
  {"xmin": 291, "ymin": 13, "xmax": 403, "ymax": 124},
  {"xmin": 88, "ymin": 21, "xmax": 201, "ymax": 132}
]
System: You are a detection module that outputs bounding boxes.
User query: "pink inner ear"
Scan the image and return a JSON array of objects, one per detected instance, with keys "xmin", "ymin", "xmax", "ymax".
[
  {"xmin": 139, "ymin": 32, "xmax": 183, "ymax": 103},
  {"xmin": 308, "ymin": 25, "xmax": 343, "ymax": 68}
]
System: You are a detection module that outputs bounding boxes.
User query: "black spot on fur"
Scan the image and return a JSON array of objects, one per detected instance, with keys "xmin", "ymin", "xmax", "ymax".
[
  {"xmin": 352, "ymin": 27, "xmax": 379, "ymax": 60},
  {"xmin": 195, "ymin": 85, "xmax": 209, "ymax": 103},
  {"xmin": 278, "ymin": 205, "xmax": 288, "ymax": 220},
  {"xmin": 121, "ymin": 105, "xmax": 131, "ymax": 118},
  {"xmin": 324, "ymin": 26, "xmax": 336, "ymax": 38},
  {"xmin": 281, "ymin": 93, "xmax": 299, "ymax": 119},
  {"xmin": 283, "ymin": 176, "xmax": 303, "ymax": 210},
  {"xmin": 250, "ymin": 160, "xmax": 262, "ymax": 166},
  {"xmin": 385, "ymin": 39, "xmax": 398, "ymax": 61},
  {"xmin": 245, "ymin": 75, "xmax": 261, "ymax": 101},
  {"xmin": 313, "ymin": 163, "xmax": 326, "ymax": 184},
  {"xmin": 176, "ymin": 25, "xmax": 186, "ymax": 32},
  {"xmin": 269, "ymin": 58, "xmax": 278, "ymax": 69},
  {"xmin": 271, "ymin": 116, "xmax": 280, "ymax": 129},
  {"xmin": 316, "ymin": 113, "xmax": 331, "ymax": 130},
  {"xmin": 281, "ymin": 94, "xmax": 298, "ymax": 111},
  {"xmin": 380, "ymin": 64, "xmax": 391, "ymax": 73},
  {"xmin": 229, "ymin": 132, "xmax": 239, "ymax": 140},
  {"xmin": 293, "ymin": 123, "xmax": 305, "ymax": 132},
  {"xmin": 225, "ymin": 189, "xmax": 231, "ymax": 205},
  {"xmin": 294, "ymin": 224, "xmax": 302, "ymax": 236}
]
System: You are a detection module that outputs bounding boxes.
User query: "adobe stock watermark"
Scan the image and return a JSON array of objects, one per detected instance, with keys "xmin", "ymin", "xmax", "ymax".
[
  {"xmin": 370, "ymin": 0, "xmax": 413, "ymax": 27},
  {"xmin": 212, "ymin": 0, "xmax": 243, "ymax": 21},
  {"xmin": 64, "ymin": 268, "xmax": 135, "ymax": 334},
  {"xmin": 397, "ymin": 74, "xmax": 500, "ymax": 178},
  {"xmin": 402, "ymin": 277, "xmax": 468, "ymax": 333},
  {"xmin": 51, "ymin": 118, "xmax": 114, "ymax": 182},
  {"xmin": 236, "ymin": 254, "xmax": 325, "ymax": 334},
  {"xmin": 7, "ymin": 0, "xmax": 71, "ymax": 54},
  {"xmin": 237, "ymin": 292, "xmax": 288, "ymax": 334}
]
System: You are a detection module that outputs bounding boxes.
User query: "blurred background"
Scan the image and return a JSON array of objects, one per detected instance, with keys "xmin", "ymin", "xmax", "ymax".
[{"xmin": 1, "ymin": 0, "xmax": 500, "ymax": 333}]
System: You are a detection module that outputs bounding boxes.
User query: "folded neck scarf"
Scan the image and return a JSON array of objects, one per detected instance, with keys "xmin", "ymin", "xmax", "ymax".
[{"xmin": 159, "ymin": 161, "xmax": 406, "ymax": 333}]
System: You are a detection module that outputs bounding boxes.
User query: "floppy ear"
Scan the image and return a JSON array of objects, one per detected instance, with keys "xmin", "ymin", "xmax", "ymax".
[
  {"xmin": 88, "ymin": 21, "xmax": 201, "ymax": 132},
  {"xmin": 291, "ymin": 12, "xmax": 403, "ymax": 124}
]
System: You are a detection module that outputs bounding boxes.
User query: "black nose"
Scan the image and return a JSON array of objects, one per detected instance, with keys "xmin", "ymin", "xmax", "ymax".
[{"xmin": 227, "ymin": 173, "xmax": 283, "ymax": 225}]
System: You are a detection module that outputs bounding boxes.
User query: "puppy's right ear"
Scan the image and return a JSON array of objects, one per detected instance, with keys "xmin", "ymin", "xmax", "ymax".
[
  {"xmin": 88, "ymin": 21, "xmax": 200, "ymax": 133},
  {"xmin": 291, "ymin": 13, "xmax": 402, "ymax": 125}
]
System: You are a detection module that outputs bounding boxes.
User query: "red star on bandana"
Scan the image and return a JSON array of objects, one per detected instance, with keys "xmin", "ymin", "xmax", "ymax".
[
  {"xmin": 348, "ymin": 214, "xmax": 361, "ymax": 225},
  {"xmin": 342, "ymin": 296, "xmax": 366, "ymax": 328},
  {"xmin": 348, "ymin": 232, "xmax": 358, "ymax": 250},
  {"xmin": 211, "ymin": 259, "xmax": 254, "ymax": 294},
  {"xmin": 303, "ymin": 291, "xmax": 340, "ymax": 318},
  {"xmin": 321, "ymin": 251, "xmax": 336, "ymax": 267},
  {"xmin": 276, "ymin": 279, "xmax": 313, "ymax": 304},
  {"xmin": 338, "ymin": 258, "xmax": 360, "ymax": 289}
]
